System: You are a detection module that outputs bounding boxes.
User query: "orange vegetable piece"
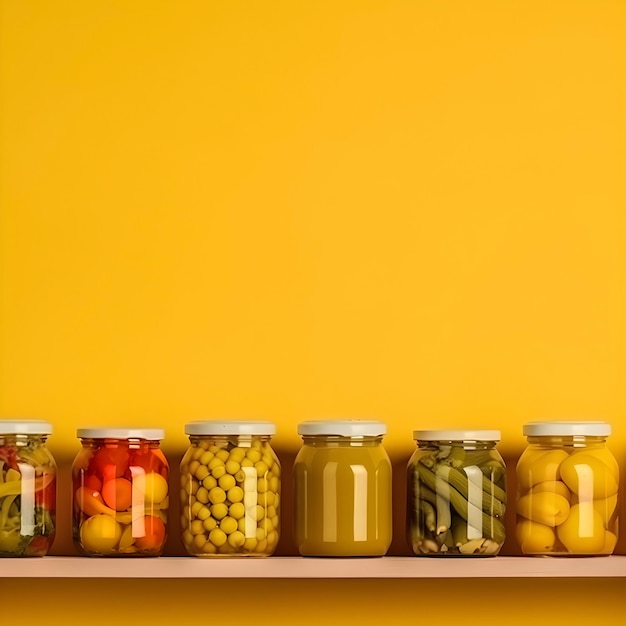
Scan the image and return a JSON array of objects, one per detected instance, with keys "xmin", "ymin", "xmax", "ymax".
[{"xmin": 102, "ymin": 477, "xmax": 133, "ymax": 511}]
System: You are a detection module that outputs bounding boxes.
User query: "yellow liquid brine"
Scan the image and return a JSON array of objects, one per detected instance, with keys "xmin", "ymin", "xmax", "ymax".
[{"xmin": 294, "ymin": 423, "xmax": 392, "ymax": 557}]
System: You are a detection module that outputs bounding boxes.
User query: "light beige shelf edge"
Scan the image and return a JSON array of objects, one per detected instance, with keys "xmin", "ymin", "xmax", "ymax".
[{"xmin": 2, "ymin": 556, "xmax": 626, "ymax": 578}]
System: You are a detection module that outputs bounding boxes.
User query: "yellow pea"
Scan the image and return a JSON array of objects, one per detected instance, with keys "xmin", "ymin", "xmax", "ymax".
[
  {"xmin": 530, "ymin": 480, "xmax": 571, "ymax": 502},
  {"xmin": 516, "ymin": 492, "xmax": 570, "ymax": 527},
  {"xmin": 199, "ymin": 450, "xmax": 214, "ymax": 465},
  {"xmin": 220, "ymin": 516, "xmax": 238, "ymax": 535},
  {"xmin": 209, "ymin": 528, "xmax": 227, "ymax": 547},
  {"xmin": 216, "ymin": 449, "xmax": 230, "ymax": 462},
  {"xmin": 229, "ymin": 448, "xmax": 246, "ymax": 463},
  {"xmin": 516, "ymin": 520, "xmax": 556, "ymax": 554},
  {"xmin": 516, "ymin": 450, "xmax": 569, "ymax": 492},
  {"xmin": 229, "ymin": 502, "xmax": 245, "ymax": 520},
  {"xmin": 225, "ymin": 460, "xmax": 240, "ymax": 475},
  {"xmin": 208, "ymin": 487, "xmax": 226, "ymax": 504},
  {"xmin": 559, "ymin": 453, "xmax": 618, "ymax": 499},
  {"xmin": 246, "ymin": 449, "xmax": 262, "ymax": 463},
  {"xmin": 557, "ymin": 503, "xmax": 605, "ymax": 553},
  {"xmin": 211, "ymin": 503, "xmax": 228, "ymax": 520},
  {"xmin": 218, "ymin": 474, "xmax": 236, "ymax": 491},
  {"xmin": 202, "ymin": 475, "xmax": 217, "ymax": 490},
  {"xmin": 228, "ymin": 530, "xmax": 246, "ymax": 548}
]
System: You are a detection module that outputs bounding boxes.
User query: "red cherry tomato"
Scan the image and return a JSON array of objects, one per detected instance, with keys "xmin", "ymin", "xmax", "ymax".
[
  {"xmin": 83, "ymin": 473, "xmax": 102, "ymax": 492},
  {"xmin": 134, "ymin": 515, "xmax": 166, "ymax": 552},
  {"xmin": 89, "ymin": 445, "xmax": 130, "ymax": 479},
  {"xmin": 102, "ymin": 477, "xmax": 132, "ymax": 511}
]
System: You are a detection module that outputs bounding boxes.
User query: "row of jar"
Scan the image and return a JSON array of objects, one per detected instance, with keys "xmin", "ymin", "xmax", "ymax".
[{"xmin": 0, "ymin": 419, "xmax": 619, "ymax": 557}]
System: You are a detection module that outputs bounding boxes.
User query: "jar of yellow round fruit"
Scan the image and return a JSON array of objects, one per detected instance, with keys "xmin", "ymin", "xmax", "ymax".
[
  {"xmin": 407, "ymin": 430, "xmax": 506, "ymax": 556},
  {"xmin": 181, "ymin": 421, "xmax": 280, "ymax": 557},
  {"xmin": 516, "ymin": 421, "xmax": 619, "ymax": 556}
]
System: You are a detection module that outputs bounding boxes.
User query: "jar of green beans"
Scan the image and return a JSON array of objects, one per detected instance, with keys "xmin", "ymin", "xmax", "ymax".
[{"xmin": 407, "ymin": 430, "xmax": 506, "ymax": 556}]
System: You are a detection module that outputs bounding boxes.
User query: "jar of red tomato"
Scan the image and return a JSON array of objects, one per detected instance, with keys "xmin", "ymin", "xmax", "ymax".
[
  {"xmin": 0, "ymin": 420, "xmax": 56, "ymax": 556},
  {"xmin": 72, "ymin": 428, "xmax": 169, "ymax": 556}
]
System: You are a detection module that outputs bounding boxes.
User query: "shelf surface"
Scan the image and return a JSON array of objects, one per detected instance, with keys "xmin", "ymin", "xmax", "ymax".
[{"xmin": 2, "ymin": 556, "xmax": 626, "ymax": 578}]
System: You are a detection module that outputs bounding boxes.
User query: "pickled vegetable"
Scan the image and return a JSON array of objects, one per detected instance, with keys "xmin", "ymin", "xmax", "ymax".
[
  {"xmin": 407, "ymin": 444, "xmax": 506, "ymax": 556},
  {"xmin": 180, "ymin": 437, "xmax": 280, "ymax": 556},
  {"xmin": 73, "ymin": 439, "xmax": 169, "ymax": 556},
  {"xmin": 516, "ymin": 445, "xmax": 619, "ymax": 555},
  {"xmin": 0, "ymin": 434, "xmax": 56, "ymax": 557}
]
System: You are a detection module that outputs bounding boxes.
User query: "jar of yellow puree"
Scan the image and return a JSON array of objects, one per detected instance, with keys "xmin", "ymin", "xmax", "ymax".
[{"xmin": 294, "ymin": 420, "xmax": 392, "ymax": 557}]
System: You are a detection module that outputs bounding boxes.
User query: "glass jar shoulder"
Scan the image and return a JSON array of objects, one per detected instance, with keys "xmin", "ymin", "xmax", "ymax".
[{"xmin": 295, "ymin": 441, "xmax": 391, "ymax": 472}]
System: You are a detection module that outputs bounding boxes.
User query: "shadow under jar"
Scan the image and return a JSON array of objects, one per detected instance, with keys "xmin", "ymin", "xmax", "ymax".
[
  {"xmin": 407, "ymin": 430, "xmax": 506, "ymax": 556},
  {"xmin": 294, "ymin": 420, "xmax": 392, "ymax": 557},
  {"xmin": 72, "ymin": 428, "xmax": 169, "ymax": 556},
  {"xmin": 0, "ymin": 420, "xmax": 56, "ymax": 557},
  {"xmin": 516, "ymin": 420, "xmax": 618, "ymax": 556}
]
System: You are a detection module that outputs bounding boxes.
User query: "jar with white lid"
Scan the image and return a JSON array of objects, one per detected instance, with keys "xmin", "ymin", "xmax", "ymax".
[
  {"xmin": 294, "ymin": 420, "xmax": 392, "ymax": 557},
  {"xmin": 516, "ymin": 420, "xmax": 618, "ymax": 556},
  {"xmin": 72, "ymin": 427, "xmax": 169, "ymax": 556},
  {"xmin": 180, "ymin": 420, "xmax": 280, "ymax": 557},
  {"xmin": 407, "ymin": 429, "xmax": 506, "ymax": 556},
  {"xmin": 0, "ymin": 420, "xmax": 56, "ymax": 556}
]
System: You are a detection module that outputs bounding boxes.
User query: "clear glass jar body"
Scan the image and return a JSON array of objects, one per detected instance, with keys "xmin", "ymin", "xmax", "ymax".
[
  {"xmin": 0, "ymin": 433, "xmax": 56, "ymax": 557},
  {"xmin": 72, "ymin": 438, "xmax": 169, "ymax": 556},
  {"xmin": 294, "ymin": 436, "xmax": 392, "ymax": 556},
  {"xmin": 516, "ymin": 435, "xmax": 619, "ymax": 555},
  {"xmin": 407, "ymin": 440, "xmax": 506, "ymax": 556},
  {"xmin": 180, "ymin": 434, "xmax": 281, "ymax": 556}
]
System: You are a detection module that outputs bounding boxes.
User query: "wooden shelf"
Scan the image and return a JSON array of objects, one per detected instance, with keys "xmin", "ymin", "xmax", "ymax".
[{"xmin": 3, "ymin": 555, "xmax": 626, "ymax": 578}]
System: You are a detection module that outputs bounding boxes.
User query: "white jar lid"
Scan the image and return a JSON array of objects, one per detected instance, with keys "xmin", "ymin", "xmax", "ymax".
[
  {"xmin": 76, "ymin": 427, "xmax": 165, "ymax": 440},
  {"xmin": 297, "ymin": 420, "xmax": 387, "ymax": 437},
  {"xmin": 413, "ymin": 429, "xmax": 501, "ymax": 442},
  {"xmin": 0, "ymin": 420, "xmax": 53, "ymax": 435},
  {"xmin": 185, "ymin": 420, "xmax": 277, "ymax": 436},
  {"xmin": 523, "ymin": 421, "xmax": 612, "ymax": 437}
]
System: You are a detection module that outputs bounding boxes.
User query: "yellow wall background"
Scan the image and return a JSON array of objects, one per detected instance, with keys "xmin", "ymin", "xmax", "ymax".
[{"xmin": 1, "ymin": 0, "xmax": 626, "ymax": 623}]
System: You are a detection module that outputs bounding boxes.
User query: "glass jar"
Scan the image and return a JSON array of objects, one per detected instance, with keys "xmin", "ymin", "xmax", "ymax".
[
  {"xmin": 516, "ymin": 421, "xmax": 618, "ymax": 556},
  {"xmin": 294, "ymin": 420, "xmax": 392, "ymax": 557},
  {"xmin": 180, "ymin": 420, "xmax": 280, "ymax": 557},
  {"xmin": 407, "ymin": 430, "xmax": 506, "ymax": 556},
  {"xmin": 0, "ymin": 420, "xmax": 56, "ymax": 557},
  {"xmin": 72, "ymin": 428, "xmax": 169, "ymax": 556}
]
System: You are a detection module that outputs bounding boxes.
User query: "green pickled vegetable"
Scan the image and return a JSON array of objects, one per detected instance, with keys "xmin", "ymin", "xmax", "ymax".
[{"xmin": 407, "ymin": 445, "xmax": 507, "ymax": 555}]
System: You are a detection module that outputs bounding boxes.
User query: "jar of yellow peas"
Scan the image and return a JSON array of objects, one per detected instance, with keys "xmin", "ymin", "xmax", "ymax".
[
  {"xmin": 181, "ymin": 421, "xmax": 280, "ymax": 556},
  {"xmin": 516, "ymin": 421, "xmax": 619, "ymax": 555}
]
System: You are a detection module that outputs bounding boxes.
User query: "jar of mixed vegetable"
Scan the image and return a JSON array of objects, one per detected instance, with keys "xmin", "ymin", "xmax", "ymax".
[
  {"xmin": 516, "ymin": 421, "xmax": 619, "ymax": 556},
  {"xmin": 407, "ymin": 430, "xmax": 506, "ymax": 556},
  {"xmin": 0, "ymin": 420, "xmax": 56, "ymax": 557},
  {"xmin": 180, "ymin": 420, "xmax": 280, "ymax": 557},
  {"xmin": 72, "ymin": 428, "xmax": 169, "ymax": 556},
  {"xmin": 294, "ymin": 420, "xmax": 392, "ymax": 557}
]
